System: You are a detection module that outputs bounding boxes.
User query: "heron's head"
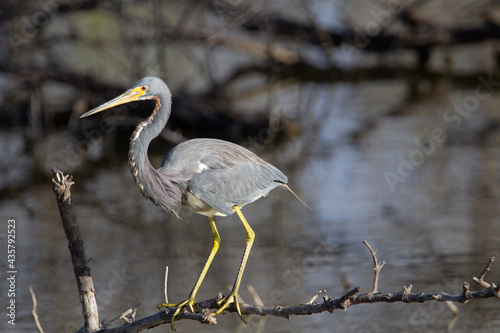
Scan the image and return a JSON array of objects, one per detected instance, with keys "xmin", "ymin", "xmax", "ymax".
[{"xmin": 80, "ymin": 77, "xmax": 170, "ymax": 118}]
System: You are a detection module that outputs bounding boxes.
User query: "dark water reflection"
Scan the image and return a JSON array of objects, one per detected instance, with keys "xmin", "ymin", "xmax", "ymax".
[{"xmin": 2, "ymin": 76, "xmax": 500, "ymax": 332}]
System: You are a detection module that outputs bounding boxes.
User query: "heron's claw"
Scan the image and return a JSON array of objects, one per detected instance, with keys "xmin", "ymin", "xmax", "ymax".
[
  {"xmin": 157, "ymin": 298, "xmax": 196, "ymax": 330},
  {"xmin": 213, "ymin": 290, "xmax": 248, "ymax": 325}
]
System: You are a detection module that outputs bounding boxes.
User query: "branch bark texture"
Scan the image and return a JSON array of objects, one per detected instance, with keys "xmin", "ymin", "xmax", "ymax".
[{"xmin": 52, "ymin": 169, "xmax": 100, "ymax": 332}]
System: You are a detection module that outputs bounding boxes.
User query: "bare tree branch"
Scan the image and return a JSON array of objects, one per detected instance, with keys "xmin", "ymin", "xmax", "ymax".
[
  {"xmin": 472, "ymin": 257, "xmax": 499, "ymax": 296},
  {"xmin": 476, "ymin": 257, "xmax": 495, "ymax": 282},
  {"xmin": 96, "ymin": 257, "xmax": 499, "ymax": 332},
  {"xmin": 50, "ymin": 171, "xmax": 499, "ymax": 333},
  {"xmin": 363, "ymin": 240, "xmax": 386, "ymax": 294},
  {"xmin": 29, "ymin": 286, "xmax": 45, "ymax": 333},
  {"xmin": 51, "ymin": 169, "xmax": 100, "ymax": 332},
  {"xmin": 164, "ymin": 266, "xmax": 169, "ymax": 305}
]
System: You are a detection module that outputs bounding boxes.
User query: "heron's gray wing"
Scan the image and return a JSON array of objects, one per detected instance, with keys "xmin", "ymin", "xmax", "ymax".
[
  {"xmin": 187, "ymin": 162, "xmax": 287, "ymax": 216},
  {"xmin": 162, "ymin": 138, "xmax": 273, "ymax": 174}
]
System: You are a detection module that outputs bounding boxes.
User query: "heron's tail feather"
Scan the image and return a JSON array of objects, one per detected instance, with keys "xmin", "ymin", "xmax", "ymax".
[{"xmin": 282, "ymin": 184, "xmax": 314, "ymax": 211}]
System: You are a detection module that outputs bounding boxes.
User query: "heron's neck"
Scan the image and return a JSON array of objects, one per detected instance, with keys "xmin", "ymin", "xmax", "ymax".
[
  {"xmin": 128, "ymin": 96, "xmax": 182, "ymax": 217},
  {"xmin": 130, "ymin": 96, "xmax": 168, "ymax": 149}
]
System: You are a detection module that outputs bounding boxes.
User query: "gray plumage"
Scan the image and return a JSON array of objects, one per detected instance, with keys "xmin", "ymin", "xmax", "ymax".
[
  {"xmin": 80, "ymin": 76, "xmax": 292, "ymax": 326},
  {"xmin": 81, "ymin": 77, "xmax": 288, "ymax": 219},
  {"xmin": 160, "ymin": 138, "xmax": 288, "ymax": 216}
]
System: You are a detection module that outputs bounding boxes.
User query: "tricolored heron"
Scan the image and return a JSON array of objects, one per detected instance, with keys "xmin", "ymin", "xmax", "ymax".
[{"xmin": 80, "ymin": 77, "xmax": 303, "ymax": 329}]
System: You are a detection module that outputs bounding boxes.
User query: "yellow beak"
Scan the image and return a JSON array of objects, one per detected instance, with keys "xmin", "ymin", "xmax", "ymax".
[{"xmin": 80, "ymin": 86, "xmax": 146, "ymax": 118}]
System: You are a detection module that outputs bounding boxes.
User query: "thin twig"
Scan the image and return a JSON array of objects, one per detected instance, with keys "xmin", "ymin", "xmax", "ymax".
[
  {"xmin": 307, "ymin": 290, "xmax": 327, "ymax": 304},
  {"xmin": 473, "ymin": 257, "xmax": 495, "ymax": 288},
  {"xmin": 333, "ymin": 286, "xmax": 362, "ymax": 310},
  {"xmin": 478, "ymin": 257, "xmax": 495, "ymax": 281},
  {"xmin": 164, "ymin": 266, "xmax": 169, "ymax": 304},
  {"xmin": 446, "ymin": 306, "xmax": 459, "ymax": 333},
  {"xmin": 363, "ymin": 240, "xmax": 386, "ymax": 294},
  {"xmin": 446, "ymin": 301, "xmax": 459, "ymax": 316},
  {"xmin": 472, "ymin": 257, "xmax": 499, "ymax": 296},
  {"xmin": 247, "ymin": 284, "xmax": 264, "ymax": 306},
  {"xmin": 460, "ymin": 282, "xmax": 471, "ymax": 303},
  {"xmin": 120, "ymin": 305, "xmax": 139, "ymax": 324},
  {"xmin": 401, "ymin": 284, "xmax": 413, "ymax": 302},
  {"xmin": 339, "ymin": 271, "xmax": 351, "ymax": 293},
  {"xmin": 29, "ymin": 286, "xmax": 45, "ymax": 333}
]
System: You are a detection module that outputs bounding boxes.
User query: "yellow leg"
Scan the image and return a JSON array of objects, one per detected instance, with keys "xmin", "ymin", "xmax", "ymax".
[
  {"xmin": 158, "ymin": 216, "xmax": 220, "ymax": 330},
  {"xmin": 214, "ymin": 205, "xmax": 254, "ymax": 324}
]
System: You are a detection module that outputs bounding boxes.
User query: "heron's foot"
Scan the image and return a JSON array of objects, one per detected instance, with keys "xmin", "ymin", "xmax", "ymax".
[
  {"xmin": 213, "ymin": 290, "xmax": 248, "ymax": 325},
  {"xmin": 157, "ymin": 298, "xmax": 196, "ymax": 330}
]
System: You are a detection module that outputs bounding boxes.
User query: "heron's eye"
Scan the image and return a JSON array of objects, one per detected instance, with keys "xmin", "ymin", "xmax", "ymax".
[{"xmin": 141, "ymin": 86, "xmax": 148, "ymax": 92}]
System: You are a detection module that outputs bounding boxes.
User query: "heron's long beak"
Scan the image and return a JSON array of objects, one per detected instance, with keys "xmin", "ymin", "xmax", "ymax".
[{"xmin": 80, "ymin": 86, "xmax": 146, "ymax": 118}]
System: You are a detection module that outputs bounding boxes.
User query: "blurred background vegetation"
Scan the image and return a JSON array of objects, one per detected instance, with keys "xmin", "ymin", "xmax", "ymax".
[
  {"xmin": 1, "ymin": 1, "xmax": 500, "ymax": 332},
  {"xmin": 3, "ymin": 0, "xmax": 500, "ymax": 190}
]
